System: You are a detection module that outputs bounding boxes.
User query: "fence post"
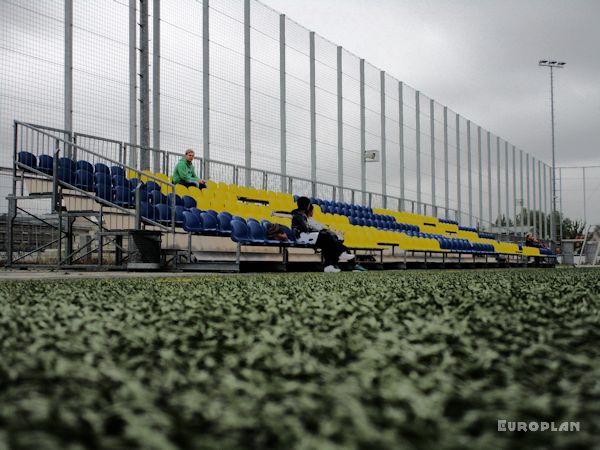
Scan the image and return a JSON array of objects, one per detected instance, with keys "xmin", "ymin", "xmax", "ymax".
[{"xmin": 202, "ymin": 0, "xmax": 210, "ymax": 177}]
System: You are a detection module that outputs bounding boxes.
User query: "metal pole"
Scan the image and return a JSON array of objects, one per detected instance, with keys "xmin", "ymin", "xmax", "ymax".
[
  {"xmin": 139, "ymin": 0, "xmax": 150, "ymax": 170},
  {"xmin": 505, "ymin": 141, "xmax": 509, "ymax": 234},
  {"xmin": 582, "ymin": 167, "xmax": 587, "ymax": 224},
  {"xmin": 538, "ymin": 160, "xmax": 543, "ymax": 239},
  {"xmin": 415, "ymin": 91, "xmax": 421, "ymax": 214},
  {"xmin": 398, "ymin": 81, "xmax": 405, "ymax": 210},
  {"xmin": 496, "ymin": 137, "xmax": 501, "ymax": 230},
  {"xmin": 360, "ymin": 59, "xmax": 366, "ymax": 204},
  {"xmin": 526, "ymin": 154, "xmax": 530, "ymax": 232},
  {"xmin": 244, "ymin": 0, "xmax": 251, "ymax": 186},
  {"xmin": 129, "ymin": 0, "xmax": 137, "ymax": 155},
  {"xmin": 202, "ymin": 0, "xmax": 210, "ymax": 174},
  {"xmin": 336, "ymin": 45, "xmax": 343, "ymax": 198},
  {"xmin": 477, "ymin": 126, "xmax": 482, "ymax": 227},
  {"xmin": 487, "ymin": 131, "xmax": 492, "ymax": 226},
  {"xmin": 443, "ymin": 107, "xmax": 449, "ymax": 218},
  {"xmin": 519, "ymin": 149, "xmax": 524, "ymax": 235},
  {"xmin": 64, "ymin": 0, "xmax": 73, "ymax": 137},
  {"xmin": 467, "ymin": 120, "xmax": 472, "ymax": 226},
  {"xmin": 430, "ymin": 99, "xmax": 436, "ymax": 216},
  {"xmin": 380, "ymin": 70, "xmax": 387, "ymax": 206},
  {"xmin": 512, "ymin": 145, "xmax": 517, "ymax": 236},
  {"xmin": 531, "ymin": 157, "xmax": 538, "ymax": 236},
  {"xmin": 455, "ymin": 114, "xmax": 461, "ymax": 223},
  {"xmin": 309, "ymin": 31, "xmax": 316, "ymax": 197},
  {"xmin": 543, "ymin": 163, "xmax": 548, "ymax": 239},
  {"xmin": 152, "ymin": 0, "xmax": 160, "ymax": 171},
  {"xmin": 550, "ymin": 65, "xmax": 557, "ymax": 244},
  {"xmin": 280, "ymin": 14, "xmax": 286, "ymax": 192},
  {"xmin": 559, "ymin": 167, "xmax": 563, "ymax": 240}
]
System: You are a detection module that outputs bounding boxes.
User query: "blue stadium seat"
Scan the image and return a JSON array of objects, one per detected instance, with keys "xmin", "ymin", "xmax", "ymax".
[
  {"xmin": 75, "ymin": 170, "xmax": 94, "ymax": 191},
  {"xmin": 200, "ymin": 212, "xmax": 219, "ymax": 234},
  {"xmin": 174, "ymin": 206, "xmax": 185, "ymax": 227},
  {"xmin": 141, "ymin": 201, "xmax": 155, "ymax": 221},
  {"xmin": 114, "ymin": 186, "xmax": 132, "ymax": 208},
  {"xmin": 58, "ymin": 166, "xmax": 76, "ymax": 185},
  {"xmin": 167, "ymin": 192, "xmax": 184, "ymax": 207},
  {"xmin": 95, "ymin": 182, "xmax": 112, "ymax": 203},
  {"xmin": 38, "ymin": 155, "xmax": 53, "ymax": 174},
  {"xmin": 94, "ymin": 172, "xmax": 110, "ymax": 186},
  {"xmin": 182, "ymin": 211, "xmax": 203, "ymax": 233},
  {"xmin": 182, "ymin": 195, "xmax": 197, "ymax": 209},
  {"xmin": 231, "ymin": 220, "xmax": 252, "ymax": 244},
  {"xmin": 189, "ymin": 207, "xmax": 203, "ymax": 219},
  {"xmin": 111, "ymin": 166, "xmax": 125, "ymax": 178},
  {"xmin": 248, "ymin": 221, "xmax": 268, "ymax": 244},
  {"xmin": 112, "ymin": 175, "xmax": 128, "ymax": 187},
  {"xmin": 129, "ymin": 178, "xmax": 142, "ymax": 190},
  {"xmin": 94, "ymin": 162, "xmax": 110, "ymax": 175},
  {"xmin": 146, "ymin": 180, "xmax": 161, "ymax": 192},
  {"xmin": 59, "ymin": 157, "xmax": 76, "ymax": 173},
  {"xmin": 17, "ymin": 151, "xmax": 37, "ymax": 169},
  {"xmin": 149, "ymin": 190, "xmax": 166, "ymax": 205},
  {"xmin": 217, "ymin": 213, "xmax": 233, "ymax": 236},
  {"xmin": 76, "ymin": 160, "xmax": 93, "ymax": 173},
  {"xmin": 154, "ymin": 204, "xmax": 172, "ymax": 225}
]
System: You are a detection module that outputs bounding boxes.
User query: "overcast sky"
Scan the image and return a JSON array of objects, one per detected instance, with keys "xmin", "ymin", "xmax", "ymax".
[{"xmin": 262, "ymin": 0, "xmax": 600, "ymax": 168}]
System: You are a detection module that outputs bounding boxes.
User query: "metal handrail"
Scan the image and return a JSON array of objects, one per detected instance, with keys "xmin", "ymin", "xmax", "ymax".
[{"xmin": 16, "ymin": 121, "xmax": 177, "ymax": 233}]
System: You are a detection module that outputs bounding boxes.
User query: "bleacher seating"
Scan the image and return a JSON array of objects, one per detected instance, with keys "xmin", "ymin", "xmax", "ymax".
[{"xmin": 15, "ymin": 151, "xmax": 555, "ymax": 261}]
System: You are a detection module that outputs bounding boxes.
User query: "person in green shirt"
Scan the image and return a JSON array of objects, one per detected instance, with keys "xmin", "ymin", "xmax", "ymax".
[{"xmin": 172, "ymin": 149, "xmax": 207, "ymax": 189}]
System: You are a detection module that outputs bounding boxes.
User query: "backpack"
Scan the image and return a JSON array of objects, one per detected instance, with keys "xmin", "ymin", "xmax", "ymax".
[{"xmin": 266, "ymin": 223, "xmax": 286, "ymax": 240}]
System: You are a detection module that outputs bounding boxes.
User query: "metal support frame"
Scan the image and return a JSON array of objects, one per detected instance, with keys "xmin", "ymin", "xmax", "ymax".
[
  {"xmin": 64, "ymin": 0, "xmax": 73, "ymax": 137},
  {"xmin": 543, "ymin": 163, "xmax": 548, "ymax": 239},
  {"xmin": 430, "ymin": 99, "xmax": 436, "ymax": 216},
  {"xmin": 139, "ymin": 0, "xmax": 150, "ymax": 170},
  {"xmin": 532, "ymin": 157, "xmax": 537, "ymax": 235},
  {"xmin": 359, "ymin": 59, "xmax": 366, "ymax": 204},
  {"xmin": 309, "ymin": 31, "xmax": 316, "ymax": 197},
  {"xmin": 152, "ymin": 0, "xmax": 160, "ymax": 170},
  {"xmin": 380, "ymin": 70, "xmax": 387, "ymax": 206},
  {"xmin": 280, "ymin": 14, "xmax": 287, "ymax": 192},
  {"xmin": 512, "ymin": 145, "xmax": 517, "ymax": 236},
  {"xmin": 443, "ymin": 107, "xmax": 449, "ymax": 218},
  {"xmin": 415, "ymin": 91, "xmax": 421, "ymax": 213},
  {"xmin": 398, "ymin": 81, "xmax": 405, "ymax": 210},
  {"xmin": 455, "ymin": 114, "xmax": 461, "ymax": 221},
  {"xmin": 582, "ymin": 167, "xmax": 587, "ymax": 224},
  {"xmin": 244, "ymin": 0, "xmax": 251, "ymax": 186},
  {"xmin": 477, "ymin": 126, "xmax": 483, "ymax": 227},
  {"xmin": 505, "ymin": 141, "xmax": 509, "ymax": 235},
  {"xmin": 129, "ymin": 0, "xmax": 137, "ymax": 157},
  {"xmin": 496, "ymin": 137, "xmax": 501, "ymax": 230},
  {"xmin": 526, "ymin": 154, "xmax": 530, "ymax": 232},
  {"xmin": 336, "ymin": 45, "xmax": 343, "ymax": 197},
  {"xmin": 202, "ymin": 0, "xmax": 210, "ymax": 173},
  {"xmin": 467, "ymin": 120, "xmax": 472, "ymax": 226},
  {"xmin": 487, "ymin": 131, "xmax": 492, "ymax": 226},
  {"xmin": 519, "ymin": 149, "xmax": 524, "ymax": 235},
  {"xmin": 559, "ymin": 167, "xmax": 563, "ymax": 240},
  {"xmin": 538, "ymin": 159, "xmax": 543, "ymax": 239}
]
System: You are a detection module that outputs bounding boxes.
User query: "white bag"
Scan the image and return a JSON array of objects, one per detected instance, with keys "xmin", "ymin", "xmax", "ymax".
[{"xmin": 296, "ymin": 231, "xmax": 320, "ymax": 245}]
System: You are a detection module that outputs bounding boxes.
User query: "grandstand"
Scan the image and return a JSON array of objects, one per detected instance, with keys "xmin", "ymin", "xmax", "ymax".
[{"xmin": 6, "ymin": 121, "xmax": 555, "ymax": 271}]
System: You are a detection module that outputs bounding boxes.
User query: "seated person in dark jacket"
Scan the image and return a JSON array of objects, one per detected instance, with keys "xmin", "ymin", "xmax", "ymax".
[
  {"xmin": 291, "ymin": 196, "xmax": 355, "ymax": 273},
  {"xmin": 525, "ymin": 232, "xmax": 544, "ymax": 248}
]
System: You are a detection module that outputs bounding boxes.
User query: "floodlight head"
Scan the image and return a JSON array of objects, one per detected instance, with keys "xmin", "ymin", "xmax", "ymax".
[
  {"xmin": 539, "ymin": 60, "xmax": 548, "ymax": 64},
  {"xmin": 558, "ymin": 62, "xmax": 566, "ymax": 66},
  {"xmin": 550, "ymin": 61, "xmax": 557, "ymax": 65}
]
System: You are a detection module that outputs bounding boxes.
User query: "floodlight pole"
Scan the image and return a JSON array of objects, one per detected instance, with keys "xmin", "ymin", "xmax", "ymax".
[{"xmin": 538, "ymin": 60, "xmax": 565, "ymax": 247}]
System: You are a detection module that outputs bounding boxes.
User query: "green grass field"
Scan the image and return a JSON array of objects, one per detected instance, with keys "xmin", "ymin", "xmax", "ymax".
[{"xmin": 1, "ymin": 269, "xmax": 599, "ymax": 450}]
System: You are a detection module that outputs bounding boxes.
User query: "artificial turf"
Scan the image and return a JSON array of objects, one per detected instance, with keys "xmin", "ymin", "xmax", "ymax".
[{"xmin": 1, "ymin": 268, "xmax": 599, "ymax": 449}]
